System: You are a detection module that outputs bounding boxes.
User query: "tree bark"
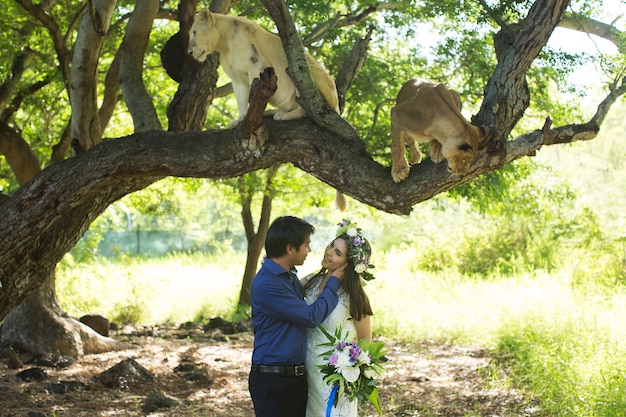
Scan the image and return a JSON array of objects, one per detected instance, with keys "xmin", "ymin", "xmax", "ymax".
[
  {"xmin": 70, "ymin": 0, "xmax": 117, "ymax": 153},
  {"xmin": 119, "ymin": 0, "xmax": 161, "ymax": 132}
]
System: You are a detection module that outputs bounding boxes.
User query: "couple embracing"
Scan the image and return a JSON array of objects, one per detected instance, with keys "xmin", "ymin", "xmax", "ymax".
[{"xmin": 248, "ymin": 216, "xmax": 375, "ymax": 417}]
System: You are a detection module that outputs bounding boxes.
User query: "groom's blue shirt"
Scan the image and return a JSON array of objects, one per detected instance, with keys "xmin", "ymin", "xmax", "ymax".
[{"xmin": 250, "ymin": 258, "xmax": 340, "ymax": 366}]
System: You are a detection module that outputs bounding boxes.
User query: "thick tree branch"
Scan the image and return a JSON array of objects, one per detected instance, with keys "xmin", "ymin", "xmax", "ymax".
[{"xmin": 235, "ymin": 67, "xmax": 278, "ymax": 161}]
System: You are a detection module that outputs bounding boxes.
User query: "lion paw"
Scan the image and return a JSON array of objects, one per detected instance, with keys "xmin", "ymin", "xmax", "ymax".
[
  {"xmin": 274, "ymin": 107, "xmax": 306, "ymax": 121},
  {"xmin": 430, "ymin": 141, "xmax": 444, "ymax": 163},
  {"xmin": 431, "ymin": 153, "xmax": 445, "ymax": 163},
  {"xmin": 391, "ymin": 162, "xmax": 410, "ymax": 183}
]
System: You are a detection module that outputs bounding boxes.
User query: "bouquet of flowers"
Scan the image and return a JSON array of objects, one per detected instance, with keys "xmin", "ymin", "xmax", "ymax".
[{"xmin": 317, "ymin": 325, "xmax": 387, "ymax": 415}]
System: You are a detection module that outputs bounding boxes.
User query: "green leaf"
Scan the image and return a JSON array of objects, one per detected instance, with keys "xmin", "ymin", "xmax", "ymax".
[{"xmin": 365, "ymin": 387, "xmax": 382, "ymax": 414}]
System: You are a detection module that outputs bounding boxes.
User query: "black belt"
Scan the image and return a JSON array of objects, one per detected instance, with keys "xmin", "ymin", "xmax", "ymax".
[{"xmin": 251, "ymin": 364, "xmax": 306, "ymax": 376}]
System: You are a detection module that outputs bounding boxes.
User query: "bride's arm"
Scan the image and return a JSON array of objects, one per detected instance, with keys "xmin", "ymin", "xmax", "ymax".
[{"xmin": 354, "ymin": 315, "xmax": 372, "ymax": 343}]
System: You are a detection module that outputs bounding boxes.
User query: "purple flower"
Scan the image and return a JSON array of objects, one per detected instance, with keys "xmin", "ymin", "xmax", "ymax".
[
  {"xmin": 349, "ymin": 346, "xmax": 361, "ymax": 363},
  {"xmin": 353, "ymin": 236, "xmax": 364, "ymax": 247},
  {"xmin": 337, "ymin": 342, "xmax": 362, "ymax": 364},
  {"xmin": 329, "ymin": 353, "xmax": 339, "ymax": 365}
]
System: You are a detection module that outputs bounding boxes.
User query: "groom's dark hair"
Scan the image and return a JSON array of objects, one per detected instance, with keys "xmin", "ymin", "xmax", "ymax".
[{"xmin": 265, "ymin": 216, "xmax": 315, "ymax": 258}]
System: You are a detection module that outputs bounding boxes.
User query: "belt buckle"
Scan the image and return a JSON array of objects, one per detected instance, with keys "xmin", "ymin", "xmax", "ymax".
[{"xmin": 294, "ymin": 365, "xmax": 305, "ymax": 376}]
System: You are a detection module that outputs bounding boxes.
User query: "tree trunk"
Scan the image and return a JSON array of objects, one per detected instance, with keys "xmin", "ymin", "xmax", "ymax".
[
  {"xmin": 0, "ymin": 270, "xmax": 127, "ymax": 358},
  {"xmin": 0, "ymin": 182, "xmax": 144, "ymax": 356},
  {"xmin": 237, "ymin": 197, "xmax": 268, "ymax": 307},
  {"xmin": 0, "ymin": 0, "xmax": 159, "ymax": 359},
  {"xmin": 236, "ymin": 167, "xmax": 278, "ymax": 306}
]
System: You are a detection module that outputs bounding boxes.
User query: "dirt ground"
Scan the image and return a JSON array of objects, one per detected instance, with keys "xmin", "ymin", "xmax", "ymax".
[{"xmin": 0, "ymin": 324, "xmax": 539, "ymax": 417}]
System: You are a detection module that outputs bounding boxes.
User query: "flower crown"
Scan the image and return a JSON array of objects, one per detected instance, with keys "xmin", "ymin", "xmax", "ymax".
[{"xmin": 336, "ymin": 219, "xmax": 375, "ymax": 281}]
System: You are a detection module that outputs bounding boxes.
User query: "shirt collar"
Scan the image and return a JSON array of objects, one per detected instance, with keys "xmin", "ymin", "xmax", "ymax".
[{"xmin": 263, "ymin": 258, "xmax": 297, "ymax": 277}]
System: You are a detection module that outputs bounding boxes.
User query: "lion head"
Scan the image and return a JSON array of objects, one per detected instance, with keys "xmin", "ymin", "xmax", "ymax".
[
  {"xmin": 442, "ymin": 125, "xmax": 490, "ymax": 174},
  {"xmin": 188, "ymin": 8, "xmax": 218, "ymax": 62}
]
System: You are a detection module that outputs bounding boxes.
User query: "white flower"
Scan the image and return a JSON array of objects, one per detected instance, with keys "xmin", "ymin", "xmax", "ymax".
[
  {"xmin": 354, "ymin": 263, "xmax": 367, "ymax": 273},
  {"xmin": 341, "ymin": 365, "xmax": 361, "ymax": 382},
  {"xmin": 346, "ymin": 227, "xmax": 358, "ymax": 237},
  {"xmin": 364, "ymin": 368, "xmax": 379, "ymax": 379},
  {"xmin": 358, "ymin": 350, "xmax": 371, "ymax": 365},
  {"xmin": 334, "ymin": 350, "xmax": 352, "ymax": 370}
]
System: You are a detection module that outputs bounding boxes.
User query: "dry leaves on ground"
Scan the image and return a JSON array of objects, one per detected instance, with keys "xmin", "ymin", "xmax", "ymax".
[{"xmin": 0, "ymin": 324, "xmax": 538, "ymax": 416}]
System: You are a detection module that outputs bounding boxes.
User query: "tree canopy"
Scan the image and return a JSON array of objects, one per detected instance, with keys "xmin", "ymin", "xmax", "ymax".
[{"xmin": 0, "ymin": 0, "xmax": 625, "ymax": 334}]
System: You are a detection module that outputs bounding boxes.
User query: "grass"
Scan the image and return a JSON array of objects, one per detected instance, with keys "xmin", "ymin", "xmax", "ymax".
[
  {"xmin": 494, "ymin": 302, "xmax": 626, "ymax": 417},
  {"xmin": 57, "ymin": 244, "xmax": 626, "ymax": 417},
  {"xmin": 58, "ymin": 250, "xmax": 244, "ymax": 325}
]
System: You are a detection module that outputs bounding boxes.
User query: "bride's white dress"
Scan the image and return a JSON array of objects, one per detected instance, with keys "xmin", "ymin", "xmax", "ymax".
[{"xmin": 305, "ymin": 278, "xmax": 358, "ymax": 417}]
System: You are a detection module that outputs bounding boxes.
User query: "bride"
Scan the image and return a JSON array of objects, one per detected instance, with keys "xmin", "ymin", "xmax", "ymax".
[{"xmin": 301, "ymin": 219, "xmax": 375, "ymax": 417}]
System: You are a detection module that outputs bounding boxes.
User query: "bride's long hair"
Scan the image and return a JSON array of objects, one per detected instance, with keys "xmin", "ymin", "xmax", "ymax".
[{"xmin": 305, "ymin": 234, "xmax": 373, "ymax": 321}]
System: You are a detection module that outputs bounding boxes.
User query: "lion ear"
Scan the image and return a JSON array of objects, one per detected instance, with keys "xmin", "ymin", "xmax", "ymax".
[{"xmin": 198, "ymin": 8, "xmax": 210, "ymax": 22}]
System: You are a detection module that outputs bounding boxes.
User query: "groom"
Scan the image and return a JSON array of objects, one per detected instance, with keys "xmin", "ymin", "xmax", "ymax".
[{"xmin": 248, "ymin": 215, "xmax": 345, "ymax": 417}]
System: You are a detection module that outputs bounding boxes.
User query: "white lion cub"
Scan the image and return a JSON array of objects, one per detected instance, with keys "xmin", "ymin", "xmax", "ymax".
[{"xmin": 188, "ymin": 8, "xmax": 340, "ymax": 127}]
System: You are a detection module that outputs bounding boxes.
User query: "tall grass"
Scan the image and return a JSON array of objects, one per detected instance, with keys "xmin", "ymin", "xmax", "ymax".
[{"xmin": 494, "ymin": 292, "xmax": 626, "ymax": 417}]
